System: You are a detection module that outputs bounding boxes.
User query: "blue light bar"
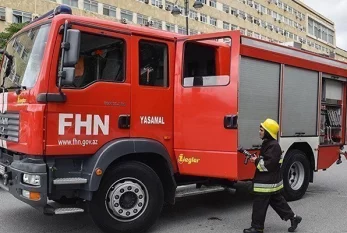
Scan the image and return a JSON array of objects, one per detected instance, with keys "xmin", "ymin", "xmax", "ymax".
[
  {"xmin": 53, "ymin": 5, "xmax": 73, "ymax": 15},
  {"xmin": 29, "ymin": 5, "xmax": 72, "ymax": 25}
]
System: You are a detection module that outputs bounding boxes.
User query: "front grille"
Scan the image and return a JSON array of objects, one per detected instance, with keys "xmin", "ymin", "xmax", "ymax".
[{"xmin": 0, "ymin": 112, "xmax": 20, "ymax": 142}]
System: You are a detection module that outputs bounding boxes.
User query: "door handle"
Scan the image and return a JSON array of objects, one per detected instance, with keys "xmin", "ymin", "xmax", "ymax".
[
  {"xmin": 224, "ymin": 115, "xmax": 238, "ymax": 129},
  {"xmin": 118, "ymin": 115, "xmax": 130, "ymax": 129}
]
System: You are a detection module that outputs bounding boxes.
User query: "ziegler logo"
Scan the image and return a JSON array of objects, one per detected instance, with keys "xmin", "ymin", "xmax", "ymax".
[{"xmin": 178, "ymin": 154, "xmax": 200, "ymax": 165}]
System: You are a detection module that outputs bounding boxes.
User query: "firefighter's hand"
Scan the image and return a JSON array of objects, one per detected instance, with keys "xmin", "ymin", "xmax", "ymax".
[{"xmin": 250, "ymin": 155, "xmax": 257, "ymax": 163}]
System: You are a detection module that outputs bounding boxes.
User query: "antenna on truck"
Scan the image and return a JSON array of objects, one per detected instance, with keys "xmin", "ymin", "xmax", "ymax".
[{"xmin": 28, "ymin": 4, "xmax": 72, "ymax": 25}]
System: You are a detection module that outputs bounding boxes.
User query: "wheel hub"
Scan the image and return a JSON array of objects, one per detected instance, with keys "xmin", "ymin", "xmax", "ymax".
[
  {"xmin": 106, "ymin": 179, "xmax": 148, "ymax": 222},
  {"xmin": 288, "ymin": 161, "xmax": 305, "ymax": 191}
]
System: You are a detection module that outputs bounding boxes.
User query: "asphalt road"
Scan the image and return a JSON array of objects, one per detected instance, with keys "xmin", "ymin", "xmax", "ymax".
[{"xmin": 1, "ymin": 159, "xmax": 347, "ymax": 233}]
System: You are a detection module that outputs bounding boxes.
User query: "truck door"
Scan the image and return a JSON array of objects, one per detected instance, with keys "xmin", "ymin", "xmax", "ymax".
[
  {"xmin": 44, "ymin": 24, "xmax": 131, "ymax": 156},
  {"xmin": 129, "ymin": 36, "xmax": 175, "ymax": 165},
  {"xmin": 174, "ymin": 31, "xmax": 241, "ymax": 179}
]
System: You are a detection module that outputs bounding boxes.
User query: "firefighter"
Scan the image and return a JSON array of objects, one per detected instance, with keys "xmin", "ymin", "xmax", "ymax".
[{"xmin": 243, "ymin": 118, "xmax": 302, "ymax": 233}]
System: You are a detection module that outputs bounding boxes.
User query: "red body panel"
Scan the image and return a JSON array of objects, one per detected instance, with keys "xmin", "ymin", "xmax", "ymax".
[
  {"xmin": 317, "ymin": 146, "xmax": 340, "ymax": 170},
  {"xmin": 129, "ymin": 36, "xmax": 177, "ymax": 171},
  {"xmin": 173, "ymin": 31, "xmax": 253, "ymax": 180}
]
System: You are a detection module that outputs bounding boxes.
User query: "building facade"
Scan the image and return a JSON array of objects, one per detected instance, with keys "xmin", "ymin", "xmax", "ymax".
[{"xmin": 0, "ymin": 0, "xmax": 346, "ymax": 61}]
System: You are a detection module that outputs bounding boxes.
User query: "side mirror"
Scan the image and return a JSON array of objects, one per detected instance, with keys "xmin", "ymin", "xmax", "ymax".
[
  {"xmin": 63, "ymin": 29, "xmax": 80, "ymax": 67},
  {"xmin": 61, "ymin": 67, "xmax": 75, "ymax": 86}
]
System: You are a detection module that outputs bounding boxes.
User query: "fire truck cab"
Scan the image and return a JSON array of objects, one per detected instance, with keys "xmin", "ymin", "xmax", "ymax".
[{"xmin": 1, "ymin": 5, "xmax": 347, "ymax": 233}]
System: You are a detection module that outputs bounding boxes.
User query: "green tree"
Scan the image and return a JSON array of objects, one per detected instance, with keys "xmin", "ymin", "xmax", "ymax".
[{"xmin": 0, "ymin": 22, "xmax": 27, "ymax": 49}]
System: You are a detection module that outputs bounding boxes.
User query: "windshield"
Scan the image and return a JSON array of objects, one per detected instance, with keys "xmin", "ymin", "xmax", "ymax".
[{"xmin": 0, "ymin": 23, "xmax": 50, "ymax": 90}]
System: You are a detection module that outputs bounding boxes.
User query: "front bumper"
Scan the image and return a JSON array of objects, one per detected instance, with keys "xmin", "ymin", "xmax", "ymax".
[{"xmin": 0, "ymin": 151, "xmax": 48, "ymax": 209}]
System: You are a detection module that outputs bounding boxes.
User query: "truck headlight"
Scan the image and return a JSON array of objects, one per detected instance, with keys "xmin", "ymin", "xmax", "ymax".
[{"xmin": 23, "ymin": 174, "xmax": 41, "ymax": 186}]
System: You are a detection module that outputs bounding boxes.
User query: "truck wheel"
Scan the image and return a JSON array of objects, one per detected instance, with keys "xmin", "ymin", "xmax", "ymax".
[
  {"xmin": 89, "ymin": 161, "xmax": 164, "ymax": 233},
  {"xmin": 282, "ymin": 149, "xmax": 310, "ymax": 202}
]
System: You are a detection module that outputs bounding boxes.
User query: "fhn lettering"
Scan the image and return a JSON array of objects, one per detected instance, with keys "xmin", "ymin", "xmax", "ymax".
[{"xmin": 59, "ymin": 114, "xmax": 109, "ymax": 135}]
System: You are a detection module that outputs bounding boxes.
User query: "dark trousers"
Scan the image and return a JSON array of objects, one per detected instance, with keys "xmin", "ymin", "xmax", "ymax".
[{"xmin": 251, "ymin": 192, "xmax": 295, "ymax": 229}]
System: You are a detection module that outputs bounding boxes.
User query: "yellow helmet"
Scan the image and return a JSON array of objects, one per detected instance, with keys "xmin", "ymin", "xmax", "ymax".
[{"xmin": 260, "ymin": 118, "xmax": 279, "ymax": 140}]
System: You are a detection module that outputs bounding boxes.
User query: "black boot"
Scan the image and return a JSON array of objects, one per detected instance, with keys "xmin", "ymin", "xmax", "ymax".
[
  {"xmin": 243, "ymin": 227, "xmax": 263, "ymax": 233},
  {"xmin": 288, "ymin": 215, "xmax": 302, "ymax": 232}
]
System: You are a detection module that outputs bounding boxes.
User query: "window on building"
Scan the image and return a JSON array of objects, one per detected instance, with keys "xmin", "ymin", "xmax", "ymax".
[
  {"xmin": 247, "ymin": 14, "xmax": 252, "ymax": 23},
  {"xmin": 223, "ymin": 21, "xmax": 230, "ymax": 30},
  {"xmin": 84, "ymin": 0, "xmax": 98, "ymax": 12},
  {"xmin": 151, "ymin": 0, "xmax": 163, "ymax": 7},
  {"xmin": 328, "ymin": 30, "xmax": 334, "ymax": 44},
  {"xmin": 267, "ymin": 8, "xmax": 271, "ymax": 15},
  {"xmin": 139, "ymin": 41, "xmax": 168, "ymax": 87},
  {"xmin": 314, "ymin": 23, "xmax": 321, "ymax": 38},
  {"xmin": 261, "ymin": 20, "xmax": 266, "ymax": 28},
  {"xmin": 288, "ymin": 6, "xmax": 292, "ymax": 13},
  {"xmin": 267, "ymin": 23, "xmax": 273, "ymax": 30},
  {"xmin": 165, "ymin": 22, "xmax": 175, "ymax": 32},
  {"xmin": 322, "ymin": 28, "xmax": 328, "ymax": 42},
  {"xmin": 293, "ymin": 9, "xmax": 297, "ymax": 16},
  {"xmin": 63, "ymin": 32, "xmax": 125, "ymax": 88},
  {"xmin": 103, "ymin": 4, "xmax": 116, "ymax": 17},
  {"xmin": 12, "ymin": 10, "xmax": 31, "ymax": 23},
  {"xmin": 200, "ymin": 14, "xmax": 207, "ymax": 23},
  {"xmin": 231, "ymin": 24, "xmax": 238, "ymax": 30},
  {"xmin": 308, "ymin": 17, "xmax": 334, "ymax": 45},
  {"xmin": 189, "ymin": 10, "xmax": 197, "ymax": 19},
  {"xmin": 239, "ymin": 11, "xmax": 246, "ymax": 19},
  {"xmin": 253, "ymin": 17, "xmax": 260, "ymax": 25},
  {"xmin": 121, "ymin": 9, "xmax": 133, "ymax": 22},
  {"xmin": 289, "ymin": 32, "xmax": 294, "ymax": 39},
  {"xmin": 260, "ymin": 5, "xmax": 266, "ymax": 14},
  {"xmin": 0, "ymin": 7, "xmax": 5, "ymax": 21},
  {"xmin": 137, "ymin": 14, "xmax": 149, "ymax": 25},
  {"xmin": 152, "ymin": 18, "xmax": 163, "ymax": 29},
  {"xmin": 190, "ymin": 29, "xmax": 198, "ymax": 35},
  {"xmin": 247, "ymin": 30, "xmax": 253, "ymax": 37},
  {"xmin": 240, "ymin": 27, "xmax": 246, "ymax": 35},
  {"xmin": 254, "ymin": 2, "xmax": 259, "ymax": 10},
  {"xmin": 197, "ymin": 0, "xmax": 206, "ymax": 4},
  {"xmin": 289, "ymin": 19, "xmax": 293, "ymax": 27},
  {"xmin": 223, "ymin": 4, "xmax": 229, "ymax": 13},
  {"xmin": 253, "ymin": 32, "xmax": 260, "ymax": 39},
  {"xmin": 231, "ymin": 7, "xmax": 238, "ymax": 16},
  {"xmin": 209, "ymin": 0, "xmax": 216, "ymax": 8},
  {"xmin": 210, "ymin": 17, "xmax": 217, "ymax": 26},
  {"xmin": 283, "ymin": 3, "xmax": 287, "ymax": 10},
  {"xmin": 62, "ymin": 0, "xmax": 78, "ymax": 7},
  {"xmin": 178, "ymin": 26, "xmax": 186, "ymax": 34}
]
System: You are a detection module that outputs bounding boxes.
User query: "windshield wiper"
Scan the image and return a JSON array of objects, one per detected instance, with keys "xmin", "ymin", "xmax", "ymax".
[
  {"xmin": 0, "ymin": 49, "xmax": 13, "ymax": 65},
  {"xmin": 0, "ymin": 49, "xmax": 14, "ymax": 90}
]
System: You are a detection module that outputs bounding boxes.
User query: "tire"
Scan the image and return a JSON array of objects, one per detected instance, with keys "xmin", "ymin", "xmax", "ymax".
[
  {"xmin": 89, "ymin": 161, "xmax": 164, "ymax": 233},
  {"xmin": 282, "ymin": 149, "xmax": 310, "ymax": 202}
]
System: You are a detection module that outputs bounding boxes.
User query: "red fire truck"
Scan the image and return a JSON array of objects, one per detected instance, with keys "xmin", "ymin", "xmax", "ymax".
[{"xmin": 1, "ymin": 4, "xmax": 347, "ymax": 233}]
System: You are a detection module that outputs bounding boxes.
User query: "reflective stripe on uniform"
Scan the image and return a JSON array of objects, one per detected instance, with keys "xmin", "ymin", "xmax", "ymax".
[
  {"xmin": 256, "ymin": 159, "xmax": 268, "ymax": 172},
  {"xmin": 253, "ymin": 180, "xmax": 283, "ymax": 193},
  {"xmin": 279, "ymin": 153, "xmax": 284, "ymax": 165}
]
